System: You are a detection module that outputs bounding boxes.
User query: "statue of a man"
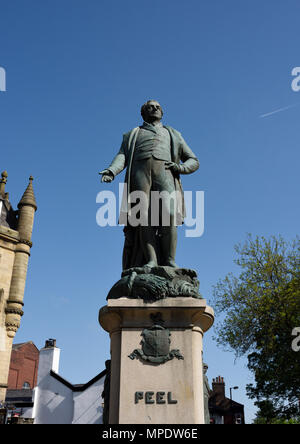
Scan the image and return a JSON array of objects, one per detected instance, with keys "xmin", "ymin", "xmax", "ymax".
[
  {"xmin": 100, "ymin": 100, "xmax": 199, "ymax": 270},
  {"xmin": 203, "ymin": 363, "xmax": 211, "ymax": 424}
]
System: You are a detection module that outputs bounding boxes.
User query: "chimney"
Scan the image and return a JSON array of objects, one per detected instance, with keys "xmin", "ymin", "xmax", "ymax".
[
  {"xmin": 36, "ymin": 338, "xmax": 60, "ymax": 385},
  {"xmin": 212, "ymin": 376, "xmax": 225, "ymax": 398},
  {"xmin": 45, "ymin": 338, "xmax": 56, "ymax": 348}
]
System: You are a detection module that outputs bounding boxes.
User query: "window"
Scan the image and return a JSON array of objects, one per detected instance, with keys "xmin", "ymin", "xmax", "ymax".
[{"xmin": 22, "ymin": 382, "xmax": 30, "ymax": 389}]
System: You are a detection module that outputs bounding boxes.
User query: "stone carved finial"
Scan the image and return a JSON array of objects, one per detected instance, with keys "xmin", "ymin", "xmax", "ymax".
[{"xmin": 0, "ymin": 170, "xmax": 8, "ymax": 197}]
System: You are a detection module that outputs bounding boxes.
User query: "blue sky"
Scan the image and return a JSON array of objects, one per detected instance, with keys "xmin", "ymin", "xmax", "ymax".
[{"xmin": 1, "ymin": 0, "xmax": 300, "ymax": 423}]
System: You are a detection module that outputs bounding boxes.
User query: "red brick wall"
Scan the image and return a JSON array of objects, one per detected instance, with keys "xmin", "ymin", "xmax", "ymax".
[{"xmin": 7, "ymin": 342, "xmax": 39, "ymax": 390}]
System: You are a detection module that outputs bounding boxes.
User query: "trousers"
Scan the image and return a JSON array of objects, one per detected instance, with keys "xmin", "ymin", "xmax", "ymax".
[{"xmin": 130, "ymin": 157, "xmax": 176, "ymax": 226}]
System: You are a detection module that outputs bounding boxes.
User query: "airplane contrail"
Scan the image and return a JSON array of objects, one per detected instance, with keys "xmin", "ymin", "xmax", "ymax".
[{"xmin": 259, "ymin": 103, "xmax": 300, "ymax": 118}]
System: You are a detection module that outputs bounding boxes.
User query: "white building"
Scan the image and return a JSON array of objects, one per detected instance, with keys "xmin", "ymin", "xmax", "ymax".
[{"xmin": 32, "ymin": 340, "xmax": 106, "ymax": 424}]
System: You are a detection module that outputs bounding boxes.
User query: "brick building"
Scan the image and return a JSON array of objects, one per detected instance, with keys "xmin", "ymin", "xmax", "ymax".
[
  {"xmin": 7, "ymin": 342, "xmax": 39, "ymax": 390},
  {"xmin": 209, "ymin": 376, "xmax": 245, "ymax": 424}
]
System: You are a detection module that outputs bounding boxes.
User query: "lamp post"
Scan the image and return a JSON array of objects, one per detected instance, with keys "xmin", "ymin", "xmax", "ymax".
[
  {"xmin": 229, "ymin": 386, "xmax": 239, "ymax": 424},
  {"xmin": 230, "ymin": 386, "xmax": 239, "ymax": 401}
]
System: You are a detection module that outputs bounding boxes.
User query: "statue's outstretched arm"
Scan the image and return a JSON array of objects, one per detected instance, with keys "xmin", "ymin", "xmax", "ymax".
[{"xmin": 99, "ymin": 135, "xmax": 127, "ymax": 182}]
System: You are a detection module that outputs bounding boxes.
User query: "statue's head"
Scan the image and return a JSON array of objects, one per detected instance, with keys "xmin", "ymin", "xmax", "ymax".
[
  {"xmin": 203, "ymin": 363, "xmax": 208, "ymax": 374},
  {"xmin": 141, "ymin": 99, "xmax": 163, "ymax": 123}
]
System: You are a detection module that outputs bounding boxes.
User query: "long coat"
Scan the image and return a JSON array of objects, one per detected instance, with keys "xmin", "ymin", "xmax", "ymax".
[{"xmin": 107, "ymin": 125, "xmax": 199, "ymax": 226}]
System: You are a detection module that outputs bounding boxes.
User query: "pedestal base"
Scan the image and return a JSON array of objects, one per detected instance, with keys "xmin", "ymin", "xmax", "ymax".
[{"xmin": 99, "ymin": 297, "xmax": 214, "ymax": 424}]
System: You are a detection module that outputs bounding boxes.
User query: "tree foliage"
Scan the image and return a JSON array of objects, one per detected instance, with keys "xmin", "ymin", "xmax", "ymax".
[
  {"xmin": 253, "ymin": 400, "xmax": 300, "ymax": 424},
  {"xmin": 212, "ymin": 234, "xmax": 300, "ymax": 418}
]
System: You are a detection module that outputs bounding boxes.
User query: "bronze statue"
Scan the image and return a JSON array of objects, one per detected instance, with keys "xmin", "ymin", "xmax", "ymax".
[{"xmin": 100, "ymin": 100, "xmax": 199, "ymax": 271}]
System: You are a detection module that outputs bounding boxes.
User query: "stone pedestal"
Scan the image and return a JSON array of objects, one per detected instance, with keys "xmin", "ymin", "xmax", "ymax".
[{"xmin": 99, "ymin": 297, "xmax": 214, "ymax": 424}]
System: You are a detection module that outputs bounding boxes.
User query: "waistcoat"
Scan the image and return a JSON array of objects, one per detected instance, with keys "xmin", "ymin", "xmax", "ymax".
[{"xmin": 133, "ymin": 123, "xmax": 171, "ymax": 162}]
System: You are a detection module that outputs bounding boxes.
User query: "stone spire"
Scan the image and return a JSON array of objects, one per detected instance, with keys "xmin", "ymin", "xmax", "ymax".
[
  {"xmin": 18, "ymin": 176, "xmax": 37, "ymax": 211},
  {"xmin": 16, "ymin": 176, "xmax": 37, "ymax": 243},
  {"xmin": 5, "ymin": 175, "xmax": 38, "ymax": 339},
  {"xmin": 0, "ymin": 172, "xmax": 37, "ymax": 403}
]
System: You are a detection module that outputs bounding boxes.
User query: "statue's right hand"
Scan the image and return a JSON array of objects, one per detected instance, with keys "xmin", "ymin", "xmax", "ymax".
[{"xmin": 99, "ymin": 170, "xmax": 114, "ymax": 183}]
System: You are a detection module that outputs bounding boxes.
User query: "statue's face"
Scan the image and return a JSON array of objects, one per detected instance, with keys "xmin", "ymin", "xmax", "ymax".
[{"xmin": 143, "ymin": 100, "xmax": 163, "ymax": 122}]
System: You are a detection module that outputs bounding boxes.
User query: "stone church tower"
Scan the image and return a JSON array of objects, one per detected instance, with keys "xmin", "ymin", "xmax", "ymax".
[{"xmin": 0, "ymin": 171, "xmax": 37, "ymax": 401}]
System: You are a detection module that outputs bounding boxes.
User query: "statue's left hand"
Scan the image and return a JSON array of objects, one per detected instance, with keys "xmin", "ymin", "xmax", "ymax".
[{"xmin": 165, "ymin": 162, "xmax": 181, "ymax": 174}]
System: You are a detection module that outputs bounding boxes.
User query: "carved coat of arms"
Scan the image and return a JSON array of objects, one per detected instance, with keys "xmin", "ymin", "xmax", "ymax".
[{"xmin": 128, "ymin": 313, "xmax": 184, "ymax": 364}]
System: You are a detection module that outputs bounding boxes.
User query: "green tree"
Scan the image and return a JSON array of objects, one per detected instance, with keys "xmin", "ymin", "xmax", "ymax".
[
  {"xmin": 212, "ymin": 235, "xmax": 300, "ymax": 419},
  {"xmin": 253, "ymin": 400, "xmax": 300, "ymax": 424}
]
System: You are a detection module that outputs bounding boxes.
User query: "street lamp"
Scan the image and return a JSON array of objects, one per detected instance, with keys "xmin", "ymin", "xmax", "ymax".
[
  {"xmin": 229, "ymin": 386, "xmax": 239, "ymax": 425},
  {"xmin": 230, "ymin": 386, "xmax": 239, "ymax": 401}
]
